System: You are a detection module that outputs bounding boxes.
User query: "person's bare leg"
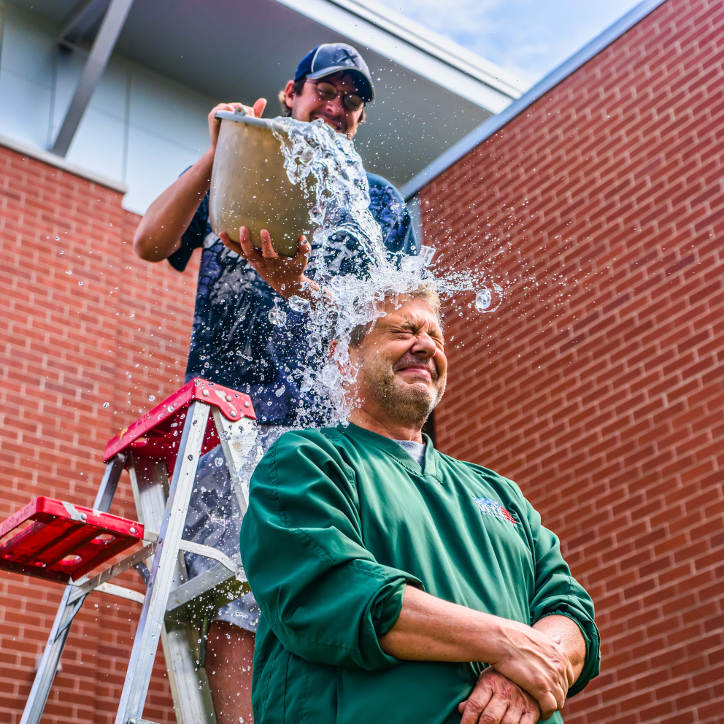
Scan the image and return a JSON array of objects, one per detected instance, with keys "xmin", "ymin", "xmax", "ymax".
[{"xmin": 206, "ymin": 620, "xmax": 255, "ymax": 723}]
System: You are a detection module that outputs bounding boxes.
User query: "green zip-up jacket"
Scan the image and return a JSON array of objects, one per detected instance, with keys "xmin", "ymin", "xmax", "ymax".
[{"xmin": 240, "ymin": 423, "xmax": 600, "ymax": 723}]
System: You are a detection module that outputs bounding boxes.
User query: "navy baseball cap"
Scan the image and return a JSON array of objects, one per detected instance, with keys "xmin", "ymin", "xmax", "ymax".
[{"xmin": 294, "ymin": 43, "xmax": 374, "ymax": 102}]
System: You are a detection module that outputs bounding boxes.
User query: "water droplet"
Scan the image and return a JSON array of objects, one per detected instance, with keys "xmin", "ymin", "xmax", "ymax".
[
  {"xmin": 148, "ymin": 394, "xmax": 156, "ymax": 402},
  {"xmin": 419, "ymin": 245, "xmax": 436, "ymax": 266},
  {"xmin": 475, "ymin": 283, "xmax": 503, "ymax": 313},
  {"xmin": 475, "ymin": 287, "xmax": 492, "ymax": 311},
  {"xmin": 102, "ymin": 402, "xmax": 110, "ymax": 408},
  {"xmin": 288, "ymin": 295, "xmax": 310, "ymax": 313},
  {"xmin": 268, "ymin": 306, "xmax": 287, "ymax": 326}
]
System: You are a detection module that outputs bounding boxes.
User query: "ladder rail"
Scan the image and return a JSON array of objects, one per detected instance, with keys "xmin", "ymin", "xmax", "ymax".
[
  {"xmin": 120, "ymin": 400, "xmax": 216, "ymax": 724},
  {"xmin": 212, "ymin": 409, "xmax": 260, "ymax": 518},
  {"xmin": 128, "ymin": 451, "xmax": 217, "ymax": 723}
]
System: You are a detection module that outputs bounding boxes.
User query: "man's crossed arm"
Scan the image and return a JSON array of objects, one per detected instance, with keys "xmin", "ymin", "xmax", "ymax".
[{"xmin": 379, "ymin": 585, "xmax": 586, "ymax": 721}]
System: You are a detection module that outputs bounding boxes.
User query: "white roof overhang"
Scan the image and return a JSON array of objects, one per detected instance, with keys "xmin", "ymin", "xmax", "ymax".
[{"xmin": 7, "ymin": 0, "xmax": 523, "ymax": 187}]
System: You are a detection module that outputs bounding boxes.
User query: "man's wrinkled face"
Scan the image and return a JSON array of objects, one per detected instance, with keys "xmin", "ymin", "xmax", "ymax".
[
  {"xmin": 285, "ymin": 72, "xmax": 364, "ymax": 138},
  {"xmin": 349, "ymin": 296, "xmax": 447, "ymax": 426}
]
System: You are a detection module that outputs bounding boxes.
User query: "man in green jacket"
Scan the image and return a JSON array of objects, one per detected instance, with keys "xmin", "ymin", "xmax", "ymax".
[{"xmin": 240, "ymin": 287, "xmax": 600, "ymax": 723}]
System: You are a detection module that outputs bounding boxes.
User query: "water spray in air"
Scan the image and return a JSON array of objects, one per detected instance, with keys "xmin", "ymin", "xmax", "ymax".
[{"xmin": 265, "ymin": 117, "xmax": 502, "ymax": 426}]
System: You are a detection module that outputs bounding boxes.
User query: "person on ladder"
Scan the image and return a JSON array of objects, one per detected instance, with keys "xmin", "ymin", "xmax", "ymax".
[{"xmin": 132, "ymin": 42, "xmax": 419, "ymax": 722}]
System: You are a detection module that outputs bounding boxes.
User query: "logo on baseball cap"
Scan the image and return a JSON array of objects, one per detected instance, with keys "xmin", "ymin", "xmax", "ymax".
[{"xmin": 294, "ymin": 43, "xmax": 374, "ymax": 102}]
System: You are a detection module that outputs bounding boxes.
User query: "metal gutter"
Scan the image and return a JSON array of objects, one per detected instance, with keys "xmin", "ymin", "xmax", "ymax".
[{"xmin": 400, "ymin": 0, "xmax": 668, "ymax": 200}]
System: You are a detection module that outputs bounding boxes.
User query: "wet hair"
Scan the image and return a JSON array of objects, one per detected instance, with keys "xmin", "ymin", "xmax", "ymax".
[
  {"xmin": 348, "ymin": 285, "xmax": 442, "ymax": 348},
  {"xmin": 278, "ymin": 76, "xmax": 367, "ymax": 123}
]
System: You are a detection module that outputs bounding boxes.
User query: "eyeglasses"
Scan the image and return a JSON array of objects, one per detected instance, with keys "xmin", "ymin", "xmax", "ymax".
[{"xmin": 307, "ymin": 80, "xmax": 364, "ymax": 112}]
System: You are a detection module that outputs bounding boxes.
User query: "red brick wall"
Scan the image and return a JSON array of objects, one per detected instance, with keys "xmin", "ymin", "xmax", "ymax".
[
  {"xmin": 0, "ymin": 147, "xmax": 196, "ymax": 722},
  {"xmin": 422, "ymin": 0, "xmax": 723, "ymax": 722},
  {"xmin": 1, "ymin": 0, "xmax": 722, "ymax": 721}
]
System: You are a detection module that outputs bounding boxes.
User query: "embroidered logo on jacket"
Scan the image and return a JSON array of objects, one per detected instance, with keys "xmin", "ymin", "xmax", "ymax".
[{"xmin": 473, "ymin": 497, "xmax": 518, "ymax": 526}]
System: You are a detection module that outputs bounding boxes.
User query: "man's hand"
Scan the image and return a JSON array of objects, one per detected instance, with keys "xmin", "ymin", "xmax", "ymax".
[
  {"xmin": 458, "ymin": 669, "xmax": 541, "ymax": 724},
  {"xmin": 533, "ymin": 616, "xmax": 586, "ymax": 686},
  {"xmin": 378, "ymin": 587, "xmax": 573, "ymax": 720},
  {"xmin": 207, "ymin": 98, "xmax": 267, "ymax": 151},
  {"xmin": 489, "ymin": 622, "xmax": 574, "ymax": 719},
  {"xmin": 220, "ymin": 227, "xmax": 313, "ymax": 299}
]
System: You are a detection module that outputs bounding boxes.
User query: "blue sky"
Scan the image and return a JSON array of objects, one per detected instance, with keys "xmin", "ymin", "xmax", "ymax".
[{"xmin": 389, "ymin": 0, "xmax": 644, "ymax": 87}]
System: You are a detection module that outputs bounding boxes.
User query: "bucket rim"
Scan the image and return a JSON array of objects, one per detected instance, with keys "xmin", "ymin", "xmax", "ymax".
[{"xmin": 215, "ymin": 110, "xmax": 276, "ymax": 129}]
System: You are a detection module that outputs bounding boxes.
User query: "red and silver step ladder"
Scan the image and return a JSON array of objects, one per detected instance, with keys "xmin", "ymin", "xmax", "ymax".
[{"xmin": 0, "ymin": 378, "xmax": 258, "ymax": 724}]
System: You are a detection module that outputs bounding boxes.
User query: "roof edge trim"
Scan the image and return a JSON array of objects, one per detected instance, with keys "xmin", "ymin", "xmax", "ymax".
[{"xmin": 400, "ymin": 0, "xmax": 668, "ymax": 200}]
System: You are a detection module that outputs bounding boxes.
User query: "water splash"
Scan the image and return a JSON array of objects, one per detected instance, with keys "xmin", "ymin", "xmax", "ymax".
[
  {"xmin": 271, "ymin": 117, "xmax": 385, "ymax": 280},
  {"xmin": 264, "ymin": 117, "xmax": 504, "ymax": 426},
  {"xmin": 267, "ymin": 300, "xmax": 287, "ymax": 327},
  {"xmin": 288, "ymin": 295, "xmax": 311, "ymax": 314}
]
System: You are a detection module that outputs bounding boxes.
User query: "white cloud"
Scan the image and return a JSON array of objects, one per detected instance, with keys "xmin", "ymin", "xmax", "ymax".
[
  {"xmin": 390, "ymin": 0, "xmax": 505, "ymax": 41},
  {"xmin": 387, "ymin": 0, "xmax": 642, "ymax": 88}
]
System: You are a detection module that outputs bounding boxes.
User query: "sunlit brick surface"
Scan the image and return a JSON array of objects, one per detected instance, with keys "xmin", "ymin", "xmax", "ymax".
[
  {"xmin": 421, "ymin": 0, "xmax": 723, "ymax": 722},
  {"xmin": 1, "ymin": 0, "xmax": 722, "ymax": 721},
  {"xmin": 0, "ymin": 150, "xmax": 193, "ymax": 722}
]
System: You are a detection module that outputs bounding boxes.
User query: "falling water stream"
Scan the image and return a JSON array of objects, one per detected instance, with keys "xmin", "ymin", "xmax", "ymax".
[{"xmin": 264, "ymin": 116, "xmax": 503, "ymax": 426}]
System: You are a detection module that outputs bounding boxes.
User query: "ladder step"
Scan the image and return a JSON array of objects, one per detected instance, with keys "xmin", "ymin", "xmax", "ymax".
[
  {"xmin": 166, "ymin": 562, "xmax": 249, "ymax": 625},
  {"xmin": 103, "ymin": 377, "xmax": 256, "ymax": 473},
  {"xmin": 0, "ymin": 497, "xmax": 144, "ymax": 583}
]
